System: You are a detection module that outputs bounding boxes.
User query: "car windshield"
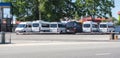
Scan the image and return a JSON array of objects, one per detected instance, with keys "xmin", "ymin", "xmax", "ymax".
[
  {"xmin": 17, "ymin": 24, "xmax": 26, "ymax": 28},
  {"xmin": 50, "ymin": 24, "xmax": 57, "ymax": 28},
  {"xmin": 84, "ymin": 24, "xmax": 90, "ymax": 28},
  {"xmin": 66, "ymin": 22, "xmax": 74, "ymax": 28},
  {"xmin": 33, "ymin": 23, "xmax": 39, "ymax": 27},
  {"xmin": 100, "ymin": 24, "xmax": 107, "ymax": 28}
]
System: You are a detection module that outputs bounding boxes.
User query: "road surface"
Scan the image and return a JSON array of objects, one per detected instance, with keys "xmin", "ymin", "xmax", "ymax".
[{"xmin": 0, "ymin": 42, "xmax": 120, "ymax": 58}]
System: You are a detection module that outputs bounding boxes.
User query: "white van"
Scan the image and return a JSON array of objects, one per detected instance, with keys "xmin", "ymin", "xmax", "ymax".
[
  {"xmin": 32, "ymin": 20, "xmax": 50, "ymax": 32},
  {"xmin": 99, "ymin": 22, "xmax": 114, "ymax": 33},
  {"xmin": 15, "ymin": 22, "xmax": 32, "ymax": 34},
  {"xmin": 82, "ymin": 21, "xmax": 99, "ymax": 32},
  {"xmin": 50, "ymin": 22, "xmax": 66, "ymax": 33}
]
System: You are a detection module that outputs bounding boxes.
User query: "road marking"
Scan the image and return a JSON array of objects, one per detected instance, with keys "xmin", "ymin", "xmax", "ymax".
[{"xmin": 96, "ymin": 53, "xmax": 112, "ymax": 56}]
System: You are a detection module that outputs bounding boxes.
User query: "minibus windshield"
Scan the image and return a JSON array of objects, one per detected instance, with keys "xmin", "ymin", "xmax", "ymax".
[
  {"xmin": 100, "ymin": 24, "xmax": 107, "ymax": 28},
  {"xmin": 17, "ymin": 24, "xmax": 26, "ymax": 28},
  {"xmin": 50, "ymin": 24, "xmax": 57, "ymax": 28},
  {"xmin": 84, "ymin": 24, "xmax": 90, "ymax": 28},
  {"xmin": 33, "ymin": 23, "xmax": 39, "ymax": 27}
]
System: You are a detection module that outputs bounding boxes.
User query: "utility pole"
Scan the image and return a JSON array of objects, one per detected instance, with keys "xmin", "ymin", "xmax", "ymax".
[
  {"xmin": 0, "ymin": 0, "xmax": 3, "ymax": 31},
  {"xmin": 39, "ymin": 0, "xmax": 41, "ymax": 20},
  {"xmin": 92, "ymin": 0, "xmax": 95, "ymax": 22}
]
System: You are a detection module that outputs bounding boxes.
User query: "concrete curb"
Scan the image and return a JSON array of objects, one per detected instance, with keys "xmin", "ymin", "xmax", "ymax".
[{"xmin": 0, "ymin": 41, "xmax": 119, "ymax": 47}]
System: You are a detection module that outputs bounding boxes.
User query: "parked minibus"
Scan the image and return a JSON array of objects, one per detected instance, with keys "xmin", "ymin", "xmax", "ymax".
[
  {"xmin": 15, "ymin": 21, "xmax": 32, "ymax": 34},
  {"xmin": 99, "ymin": 22, "xmax": 114, "ymax": 33},
  {"xmin": 82, "ymin": 21, "xmax": 99, "ymax": 32},
  {"xmin": 50, "ymin": 22, "xmax": 66, "ymax": 34},
  {"xmin": 32, "ymin": 20, "xmax": 50, "ymax": 32}
]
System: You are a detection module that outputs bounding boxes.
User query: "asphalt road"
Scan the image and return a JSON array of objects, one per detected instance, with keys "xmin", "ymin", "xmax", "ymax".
[{"xmin": 0, "ymin": 42, "xmax": 120, "ymax": 58}]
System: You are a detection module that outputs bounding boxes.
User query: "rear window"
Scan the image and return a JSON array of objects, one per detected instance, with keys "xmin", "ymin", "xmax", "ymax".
[
  {"xmin": 17, "ymin": 24, "xmax": 26, "ymax": 28},
  {"xmin": 50, "ymin": 24, "xmax": 57, "ymax": 28},
  {"xmin": 83, "ymin": 24, "xmax": 90, "ymax": 28},
  {"xmin": 100, "ymin": 24, "xmax": 107, "ymax": 28},
  {"xmin": 33, "ymin": 23, "xmax": 39, "ymax": 27}
]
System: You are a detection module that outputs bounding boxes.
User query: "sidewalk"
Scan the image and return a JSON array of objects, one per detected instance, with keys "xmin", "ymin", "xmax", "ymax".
[{"xmin": 0, "ymin": 40, "xmax": 120, "ymax": 47}]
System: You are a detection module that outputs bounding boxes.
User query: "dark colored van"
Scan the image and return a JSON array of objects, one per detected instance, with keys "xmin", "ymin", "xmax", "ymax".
[{"xmin": 65, "ymin": 21, "xmax": 82, "ymax": 33}]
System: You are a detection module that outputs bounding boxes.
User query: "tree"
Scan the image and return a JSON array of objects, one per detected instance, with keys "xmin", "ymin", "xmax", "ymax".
[
  {"xmin": 4, "ymin": 0, "xmax": 75, "ymax": 21},
  {"xmin": 4, "ymin": 0, "xmax": 115, "ymax": 22},
  {"xmin": 4, "ymin": 0, "xmax": 40, "ymax": 21},
  {"xmin": 75, "ymin": 0, "xmax": 115, "ymax": 19}
]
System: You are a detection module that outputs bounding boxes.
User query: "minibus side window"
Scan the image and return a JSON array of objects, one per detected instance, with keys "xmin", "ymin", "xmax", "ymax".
[
  {"xmin": 50, "ymin": 24, "xmax": 57, "ymax": 28},
  {"xmin": 42, "ymin": 23, "xmax": 49, "ymax": 27},
  {"xmin": 26, "ymin": 24, "xmax": 32, "ymax": 28},
  {"xmin": 58, "ymin": 24, "xmax": 65, "ymax": 28}
]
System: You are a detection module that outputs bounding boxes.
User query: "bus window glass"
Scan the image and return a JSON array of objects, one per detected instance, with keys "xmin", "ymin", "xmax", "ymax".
[{"xmin": 84, "ymin": 24, "xmax": 90, "ymax": 28}]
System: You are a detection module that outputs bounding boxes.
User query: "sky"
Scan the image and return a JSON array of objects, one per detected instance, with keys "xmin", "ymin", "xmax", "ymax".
[
  {"xmin": 112, "ymin": 0, "xmax": 120, "ymax": 19},
  {"xmin": 3, "ymin": 0, "xmax": 120, "ymax": 20}
]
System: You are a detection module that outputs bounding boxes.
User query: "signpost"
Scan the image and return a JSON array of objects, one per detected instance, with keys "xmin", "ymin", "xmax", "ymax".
[{"xmin": 0, "ymin": 3, "xmax": 11, "ymax": 44}]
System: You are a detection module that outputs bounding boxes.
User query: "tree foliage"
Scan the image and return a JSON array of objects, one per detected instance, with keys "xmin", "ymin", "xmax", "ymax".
[
  {"xmin": 75, "ymin": 0, "xmax": 115, "ymax": 18},
  {"xmin": 4, "ymin": 0, "xmax": 115, "ymax": 21}
]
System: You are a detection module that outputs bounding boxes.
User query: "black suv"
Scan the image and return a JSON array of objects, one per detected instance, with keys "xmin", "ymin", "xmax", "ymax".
[{"xmin": 65, "ymin": 21, "xmax": 82, "ymax": 33}]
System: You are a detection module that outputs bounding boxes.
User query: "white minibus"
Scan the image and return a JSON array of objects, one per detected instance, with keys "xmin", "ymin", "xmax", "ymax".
[
  {"xmin": 15, "ymin": 22, "xmax": 32, "ymax": 34},
  {"xmin": 99, "ymin": 22, "xmax": 114, "ymax": 33},
  {"xmin": 32, "ymin": 20, "xmax": 50, "ymax": 32},
  {"xmin": 83, "ymin": 21, "xmax": 99, "ymax": 32},
  {"xmin": 50, "ymin": 22, "xmax": 66, "ymax": 33}
]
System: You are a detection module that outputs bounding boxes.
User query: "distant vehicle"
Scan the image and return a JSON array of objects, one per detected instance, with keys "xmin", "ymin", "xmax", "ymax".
[
  {"xmin": 32, "ymin": 20, "xmax": 50, "ymax": 32},
  {"xmin": 50, "ymin": 22, "xmax": 66, "ymax": 34},
  {"xmin": 15, "ymin": 22, "xmax": 32, "ymax": 34},
  {"xmin": 66, "ymin": 21, "xmax": 82, "ymax": 33},
  {"xmin": 82, "ymin": 21, "xmax": 99, "ymax": 32},
  {"xmin": 115, "ymin": 26, "xmax": 120, "ymax": 33},
  {"xmin": 99, "ymin": 22, "xmax": 114, "ymax": 33}
]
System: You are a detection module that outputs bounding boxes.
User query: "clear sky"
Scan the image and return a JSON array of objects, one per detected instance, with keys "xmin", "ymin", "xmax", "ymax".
[
  {"xmin": 112, "ymin": 0, "xmax": 120, "ymax": 19},
  {"xmin": 3, "ymin": 0, "xmax": 120, "ymax": 20}
]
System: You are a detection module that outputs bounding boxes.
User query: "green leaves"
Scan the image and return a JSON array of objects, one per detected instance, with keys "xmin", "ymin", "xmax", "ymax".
[
  {"xmin": 75, "ymin": 0, "xmax": 114, "ymax": 18},
  {"xmin": 4, "ymin": 0, "xmax": 115, "ymax": 21}
]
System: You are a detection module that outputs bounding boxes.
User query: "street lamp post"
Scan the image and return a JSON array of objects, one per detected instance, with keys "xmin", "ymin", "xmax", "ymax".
[
  {"xmin": 39, "ymin": 0, "xmax": 41, "ymax": 20},
  {"xmin": 92, "ymin": 0, "xmax": 95, "ymax": 22}
]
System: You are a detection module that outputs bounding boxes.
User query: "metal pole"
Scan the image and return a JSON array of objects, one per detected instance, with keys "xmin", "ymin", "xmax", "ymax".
[
  {"xmin": 39, "ymin": 0, "xmax": 41, "ymax": 20},
  {"xmin": 1, "ymin": 31, "xmax": 5, "ymax": 44}
]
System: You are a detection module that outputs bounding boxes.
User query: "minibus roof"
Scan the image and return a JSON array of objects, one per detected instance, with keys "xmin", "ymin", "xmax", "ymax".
[
  {"xmin": 32, "ymin": 20, "xmax": 50, "ymax": 24},
  {"xmin": 83, "ymin": 21, "xmax": 97, "ymax": 24},
  {"xmin": 100, "ymin": 22, "xmax": 113, "ymax": 24},
  {"xmin": 19, "ymin": 21, "xmax": 31, "ymax": 24},
  {"xmin": 50, "ymin": 22, "xmax": 62, "ymax": 24}
]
